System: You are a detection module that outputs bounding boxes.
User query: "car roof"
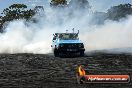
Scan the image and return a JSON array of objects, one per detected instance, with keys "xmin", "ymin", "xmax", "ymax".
[{"xmin": 55, "ymin": 33, "xmax": 77, "ymax": 34}]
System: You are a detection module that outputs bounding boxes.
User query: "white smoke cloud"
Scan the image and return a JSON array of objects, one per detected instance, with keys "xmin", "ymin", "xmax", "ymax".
[
  {"xmin": 0, "ymin": 20, "xmax": 52, "ymax": 54},
  {"xmin": 81, "ymin": 16, "xmax": 132, "ymax": 51}
]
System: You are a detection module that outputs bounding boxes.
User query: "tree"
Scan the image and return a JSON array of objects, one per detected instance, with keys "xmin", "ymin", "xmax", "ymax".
[
  {"xmin": 34, "ymin": 6, "xmax": 45, "ymax": 16},
  {"xmin": 50, "ymin": 0, "xmax": 67, "ymax": 7},
  {"xmin": 0, "ymin": 16, "xmax": 3, "ymax": 32},
  {"xmin": 107, "ymin": 3, "xmax": 132, "ymax": 20},
  {"xmin": 2, "ymin": 4, "xmax": 35, "ymax": 22},
  {"xmin": 0, "ymin": 4, "xmax": 36, "ymax": 32}
]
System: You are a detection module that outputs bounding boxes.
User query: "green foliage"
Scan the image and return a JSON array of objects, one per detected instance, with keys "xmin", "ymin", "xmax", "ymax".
[
  {"xmin": 2, "ymin": 4, "xmax": 35, "ymax": 22},
  {"xmin": 50, "ymin": 0, "xmax": 67, "ymax": 6},
  {"xmin": 107, "ymin": 3, "xmax": 132, "ymax": 20},
  {"xmin": 9, "ymin": 4, "xmax": 27, "ymax": 9},
  {"xmin": 0, "ymin": 16, "xmax": 3, "ymax": 32}
]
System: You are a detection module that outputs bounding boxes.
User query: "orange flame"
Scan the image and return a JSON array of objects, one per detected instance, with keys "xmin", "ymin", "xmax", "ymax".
[{"xmin": 78, "ymin": 66, "xmax": 86, "ymax": 76}]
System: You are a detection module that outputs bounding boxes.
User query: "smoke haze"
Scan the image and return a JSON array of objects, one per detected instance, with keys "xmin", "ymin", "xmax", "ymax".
[{"xmin": 0, "ymin": 1, "xmax": 132, "ymax": 54}]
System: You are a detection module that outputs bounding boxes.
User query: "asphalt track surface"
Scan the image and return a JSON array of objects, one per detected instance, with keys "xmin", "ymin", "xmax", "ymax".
[{"xmin": 0, "ymin": 53, "xmax": 131, "ymax": 88}]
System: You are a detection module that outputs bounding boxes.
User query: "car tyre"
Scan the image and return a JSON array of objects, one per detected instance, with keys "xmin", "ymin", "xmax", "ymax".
[
  {"xmin": 80, "ymin": 51, "xmax": 84, "ymax": 56},
  {"xmin": 54, "ymin": 49, "xmax": 59, "ymax": 57}
]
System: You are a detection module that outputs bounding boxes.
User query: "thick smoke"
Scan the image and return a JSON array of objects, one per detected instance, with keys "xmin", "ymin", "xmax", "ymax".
[
  {"xmin": 81, "ymin": 16, "xmax": 132, "ymax": 52},
  {"xmin": 0, "ymin": 1, "xmax": 132, "ymax": 54},
  {"xmin": 0, "ymin": 20, "xmax": 52, "ymax": 54}
]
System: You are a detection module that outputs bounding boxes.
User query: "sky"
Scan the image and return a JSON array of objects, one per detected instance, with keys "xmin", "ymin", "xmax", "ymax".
[{"xmin": 0, "ymin": 0, "xmax": 132, "ymax": 15}]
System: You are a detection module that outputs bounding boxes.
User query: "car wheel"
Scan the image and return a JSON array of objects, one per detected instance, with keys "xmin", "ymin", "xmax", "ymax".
[
  {"xmin": 80, "ymin": 51, "xmax": 84, "ymax": 56},
  {"xmin": 54, "ymin": 49, "xmax": 59, "ymax": 57}
]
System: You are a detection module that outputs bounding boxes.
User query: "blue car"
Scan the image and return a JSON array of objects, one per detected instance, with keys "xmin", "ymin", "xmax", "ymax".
[{"xmin": 51, "ymin": 31, "xmax": 85, "ymax": 57}]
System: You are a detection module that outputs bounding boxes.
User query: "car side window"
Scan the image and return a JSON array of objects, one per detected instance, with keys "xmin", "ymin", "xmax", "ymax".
[{"xmin": 53, "ymin": 37, "xmax": 56, "ymax": 40}]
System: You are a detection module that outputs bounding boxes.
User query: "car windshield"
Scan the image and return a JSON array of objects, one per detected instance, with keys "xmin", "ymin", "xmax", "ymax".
[{"xmin": 59, "ymin": 33, "xmax": 78, "ymax": 40}]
